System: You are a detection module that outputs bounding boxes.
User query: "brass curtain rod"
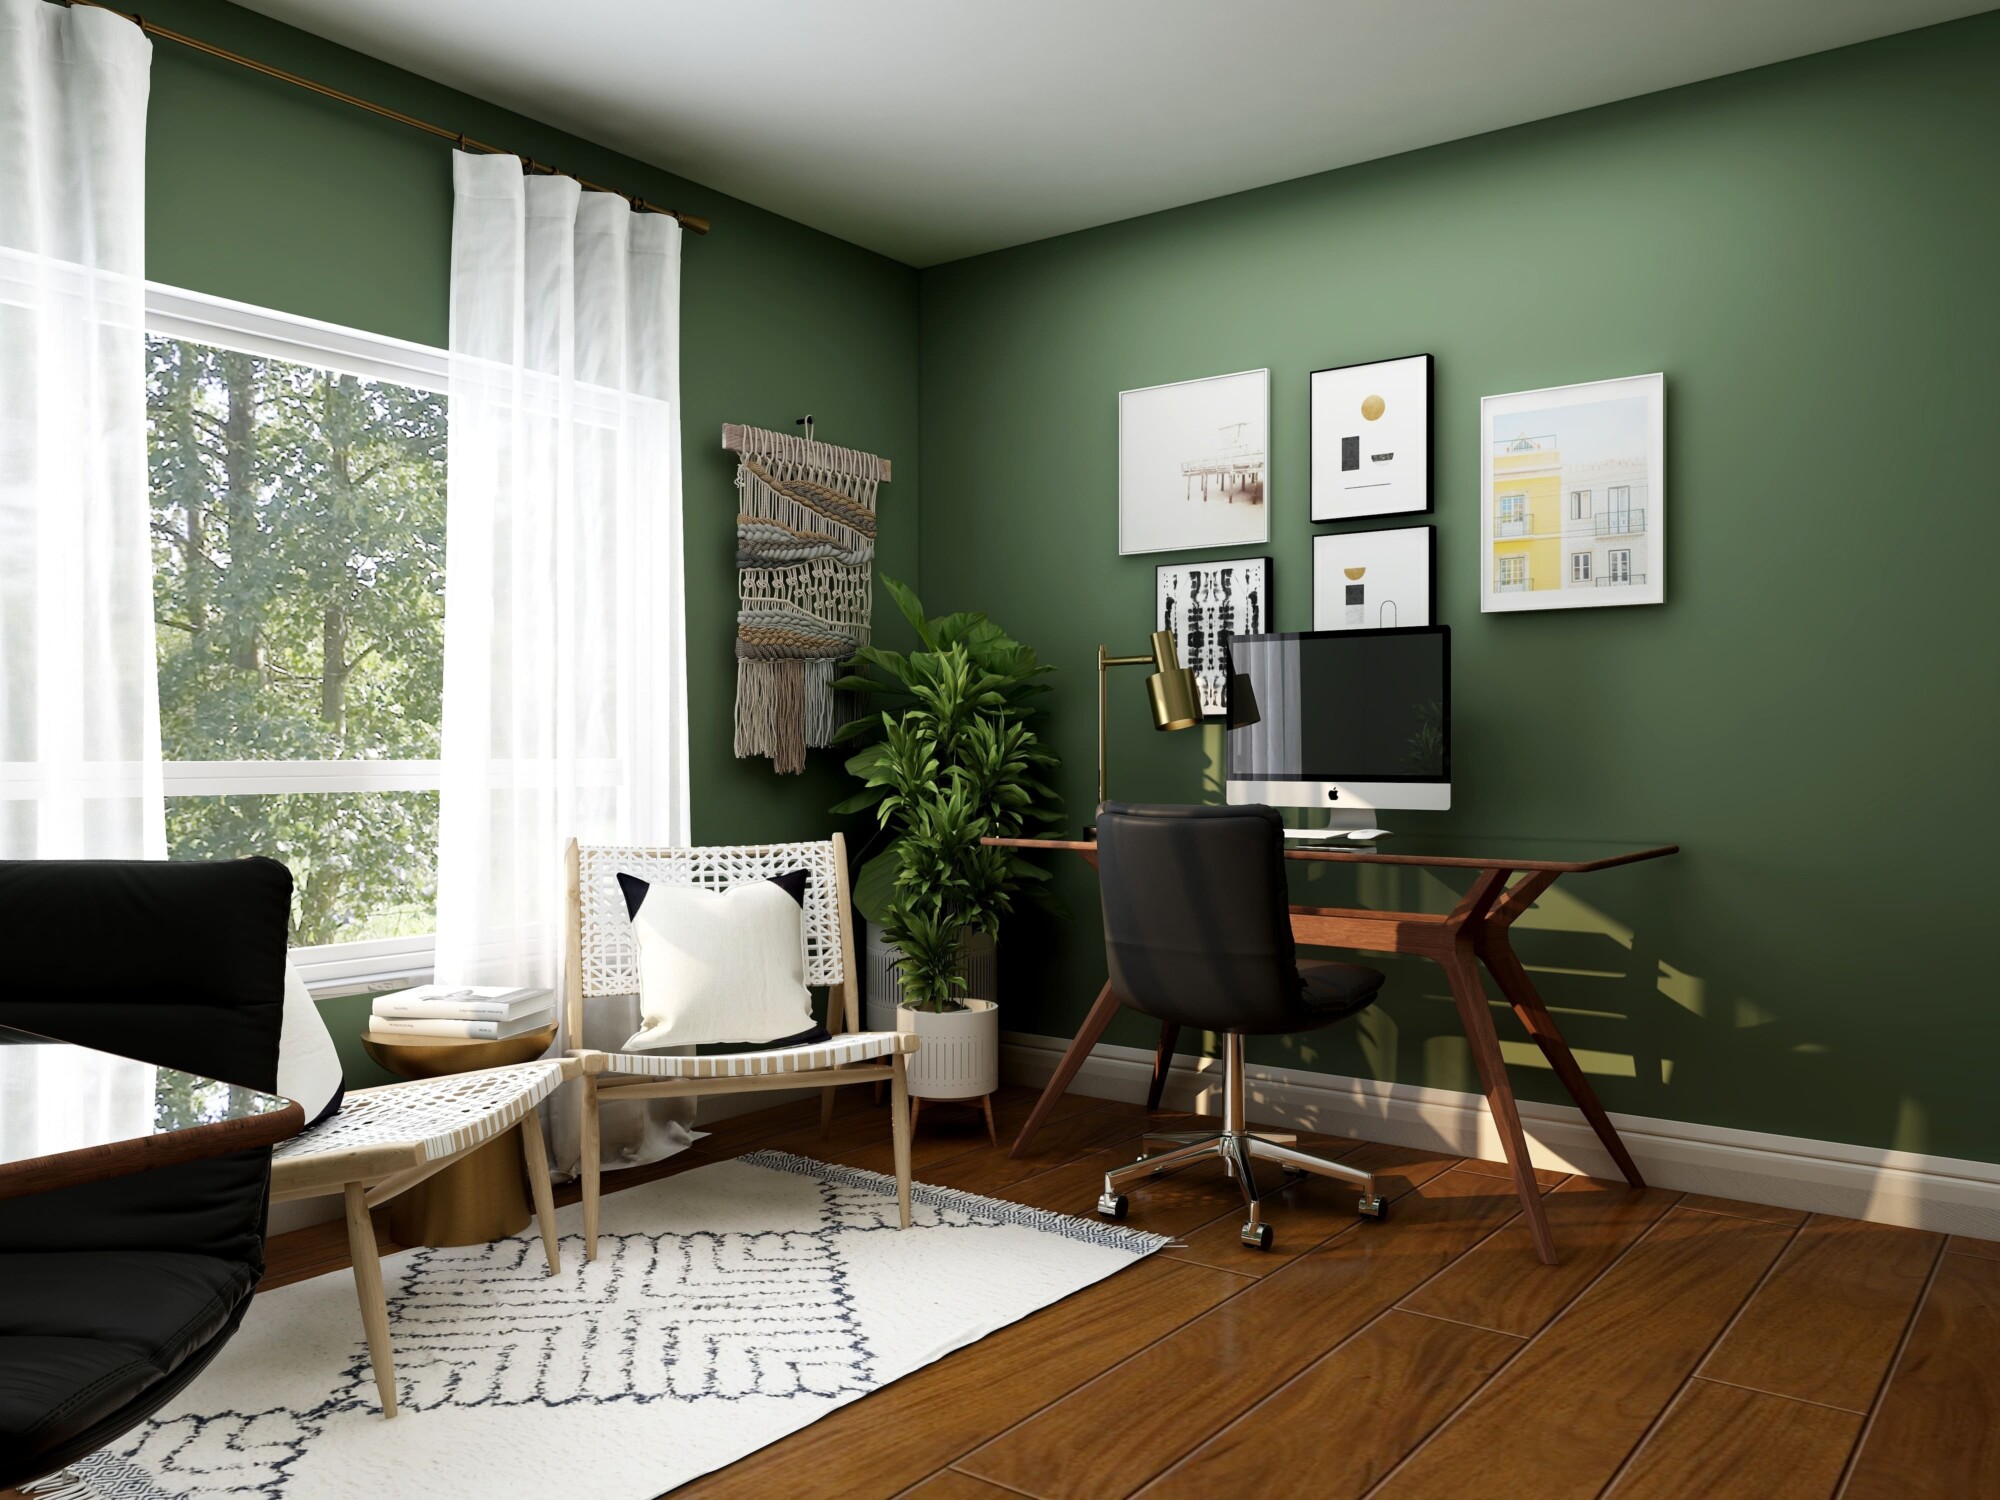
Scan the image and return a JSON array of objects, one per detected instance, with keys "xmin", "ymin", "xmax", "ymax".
[{"xmin": 70, "ymin": 0, "xmax": 711, "ymax": 235}]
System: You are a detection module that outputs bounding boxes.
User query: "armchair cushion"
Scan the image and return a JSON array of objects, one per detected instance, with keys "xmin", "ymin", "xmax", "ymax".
[{"xmin": 616, "ymin": 869, "xmax": 824, "ymax": 1051}]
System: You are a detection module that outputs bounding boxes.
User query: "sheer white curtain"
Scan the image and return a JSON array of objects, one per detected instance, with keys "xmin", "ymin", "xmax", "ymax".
[
  {"xmin": 438, "ymin": 151, "xmax": 690, "ymax": 1173},
  {"xmin": 0, "ymin": 0, "xmax": 161, "ymax": 858}
]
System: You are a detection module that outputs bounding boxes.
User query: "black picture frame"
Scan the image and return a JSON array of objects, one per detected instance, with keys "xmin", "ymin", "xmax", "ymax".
[
  {"xmin": 1309, "ymin": 352, "xmax": 1434, "ymax": 522},
  {"xmin": 1154, "ymin": 556, "xmax": 1274, "ymax": 719},
  {"xmin": 1311, "ymin": 524, "xmax": 1437, "ymax": 631}
]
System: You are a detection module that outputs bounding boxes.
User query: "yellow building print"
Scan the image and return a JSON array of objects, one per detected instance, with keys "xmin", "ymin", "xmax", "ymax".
[{"xmin": 1490, "ymin": 433, "xmax": 1562, "ymax": 592}]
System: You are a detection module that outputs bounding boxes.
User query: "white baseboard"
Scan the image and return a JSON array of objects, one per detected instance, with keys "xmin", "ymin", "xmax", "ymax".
[{"xmin": 1001, "ymin": 1031, "xmax": 2000, "ymax": 1241}]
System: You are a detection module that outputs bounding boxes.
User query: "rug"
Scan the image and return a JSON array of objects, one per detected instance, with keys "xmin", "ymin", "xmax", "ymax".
[{"xmin": 59, "ymin": 1152, "xmax": 1165, "ymax": 1499}]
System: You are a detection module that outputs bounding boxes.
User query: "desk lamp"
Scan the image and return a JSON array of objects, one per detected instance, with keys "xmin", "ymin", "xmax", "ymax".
[{"xmin": 1096, "ymin": 630, "xmax": 1201, "ymax": 812}]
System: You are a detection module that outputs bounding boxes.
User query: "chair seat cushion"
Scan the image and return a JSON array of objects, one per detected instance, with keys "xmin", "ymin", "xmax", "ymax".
[
  {"xmin": 591, "ymin": 1029, "xmax": 917, "ymax": 1080},
  {"xmin": 1300, "ymin": 960, "xmax": 1388, "ymax": 1022},
  {"xmin": 0, "ymin": 1249, "xmax": 256, "ymax": 1459}
]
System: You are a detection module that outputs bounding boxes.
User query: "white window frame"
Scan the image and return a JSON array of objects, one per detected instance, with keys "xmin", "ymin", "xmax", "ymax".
[
  {"xmin": 1608, "ymin": 548, "xmax": 1633, "ymax": 584},
  {"xmin": 1569, "ymin": 488, "xmax": 1591, "ymax": 520},
  {"xmin": 1570, "ymin": 551, "xmax": 1593, "ymax": 582},
  {"xmin": 146, "ymin": 283, "xmax": 449, "ymax": 991}
]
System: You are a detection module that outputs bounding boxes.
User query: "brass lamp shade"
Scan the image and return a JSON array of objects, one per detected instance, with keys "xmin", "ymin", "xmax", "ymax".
[{"xmin": 1144, "ymin": 630, "xmax": 1201, "ymax": 731}]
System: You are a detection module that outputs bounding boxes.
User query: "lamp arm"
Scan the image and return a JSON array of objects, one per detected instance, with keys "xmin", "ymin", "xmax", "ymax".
[{"xmin": 1096, "ymin": 646, "xmax": 1165, "ymax": 810}]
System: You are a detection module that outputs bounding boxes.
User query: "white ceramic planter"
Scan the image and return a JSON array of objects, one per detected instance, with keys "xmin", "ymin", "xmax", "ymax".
[
  {"xmin": 864, "ymin": 921, "xmax": 996, "ymax": 1034},
  {"xmin": 897, "ymin": 998, "xmax": 1001, "ymax": 1100}
]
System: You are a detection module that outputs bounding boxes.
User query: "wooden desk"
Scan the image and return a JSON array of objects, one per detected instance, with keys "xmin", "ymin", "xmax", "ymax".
[
  {"xmin": 0, "ymin": 1021, "xmax": 303, "ymax": 1201},
  {"xmin": 988, "ymin": 834, "xmax": 1678, "ymax": 1264}
]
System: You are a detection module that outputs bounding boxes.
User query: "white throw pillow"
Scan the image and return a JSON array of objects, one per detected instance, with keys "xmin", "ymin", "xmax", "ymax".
[
  {"xmin": 619, "ymin": 870, "xmax": 823, "ymax": 1051},
  {"xmin": 278, "ymin": 955, "xmax": 346, "ymax": 1126}
]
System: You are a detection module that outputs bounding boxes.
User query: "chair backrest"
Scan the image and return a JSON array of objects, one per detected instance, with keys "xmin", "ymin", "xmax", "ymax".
[
  {"xmin": 0, "ymin": 857, "xmax": 292, "ymax": 1260},
  {"xmin": 567, "ymin": 834, "xmax": 857, "ymax": 1039},
  {"xmin": 1096, "ymin": 802, "xmax": 1308, "ymax": 1035}
]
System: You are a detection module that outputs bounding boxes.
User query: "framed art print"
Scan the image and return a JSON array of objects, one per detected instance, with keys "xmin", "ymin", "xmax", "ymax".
[
  {"xmin": 1119, "ymin": 368, "xmax": 1270, "ymax": 555},
  {"xmin": 1312, "ymin": 526, "xmax": 1434, "ymax": 631},
  {"xmin": 1156, "ymin": 556, "xmax": 1272, "ymax": 718},
  {"xmin": 1480, "ymin": 373, "xmax": 1664, "ymax": 612},
  {"xmin": 1310, "ymin": 353, "xmax": 1432, "ymax": 521}
]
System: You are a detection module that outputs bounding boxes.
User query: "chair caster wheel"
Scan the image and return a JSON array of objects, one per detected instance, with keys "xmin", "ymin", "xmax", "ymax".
[
  {"xmin": 1357, "ymin": 1194, "xmax": 1388, "ymax": 1221},
  {"xmin": 1240, "ymin": 1221, "xmax": 1274, "ymax": 1251},
  {"xmin": 1097, "ymin": 1193, "xmax": 1129, "ymax": 1221}
]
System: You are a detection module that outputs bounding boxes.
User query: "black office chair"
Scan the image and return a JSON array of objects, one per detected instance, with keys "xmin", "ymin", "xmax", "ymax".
[
  {"xmin": 0, "ymin": 858, "xmax": 293, "ymax": 1489},
  {"xmin": 1093, "ymin": 803, "xmax": 1389, "ymax": 1250}
]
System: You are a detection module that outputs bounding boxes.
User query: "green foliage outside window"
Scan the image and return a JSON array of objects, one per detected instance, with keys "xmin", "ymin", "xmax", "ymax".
[{"xmin": 147, "ymin": 336, "xmax": 447, "ymax": 945}]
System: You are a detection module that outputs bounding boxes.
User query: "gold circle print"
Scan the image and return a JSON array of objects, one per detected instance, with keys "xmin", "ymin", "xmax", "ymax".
[{"xmin": 1360, "ymin": 394, "xmax": 1386, "ymax": 421}]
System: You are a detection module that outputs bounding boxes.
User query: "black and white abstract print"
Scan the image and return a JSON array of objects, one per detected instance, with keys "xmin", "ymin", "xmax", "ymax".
[{"xmin": 1156, "ymin": 557, "xmax": 1272, "ymax": 718}]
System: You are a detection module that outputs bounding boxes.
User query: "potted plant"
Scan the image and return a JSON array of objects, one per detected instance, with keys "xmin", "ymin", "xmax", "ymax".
[{"xmin": 835, "ymin": 581, "xmax": 1063, "ymax": 1096}]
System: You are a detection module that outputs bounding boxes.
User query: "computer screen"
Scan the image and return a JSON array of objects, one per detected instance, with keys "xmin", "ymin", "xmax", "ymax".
[{"xmin": 1226, "ymin": 627, "xmax": 1450, "ymax": 784}]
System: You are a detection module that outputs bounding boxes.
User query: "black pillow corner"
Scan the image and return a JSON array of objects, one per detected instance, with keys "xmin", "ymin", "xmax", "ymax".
[
  {"xmin": 770, "ymin": 868, "xmax": 810, "ymax": 907},
  {"xmin": 615, "ymin": 871, "xmax": 651, "ymax": 920}
]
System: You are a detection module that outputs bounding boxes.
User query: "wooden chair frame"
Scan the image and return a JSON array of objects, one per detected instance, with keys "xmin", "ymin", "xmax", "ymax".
[
  {"xmin": 268, "ymin": 1057, "xmax": 577, "ymax": 1418},
  {"xmin": 565, "ymin": 832, "xmax": 913, "ymax": 1259}
]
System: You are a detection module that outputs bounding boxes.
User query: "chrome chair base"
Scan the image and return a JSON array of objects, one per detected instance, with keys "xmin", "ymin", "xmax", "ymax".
[{"xmin": 1095, "ymin": 1035, "xmax": 1387, "ymax": 1249}]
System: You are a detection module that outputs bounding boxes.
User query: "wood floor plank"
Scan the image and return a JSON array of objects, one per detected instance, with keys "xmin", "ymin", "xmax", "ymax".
[
  {"xmin": 1699, "ymin": 1213, "xmax": 1941, "ymax": 1411},
  {"xmin": 1843, "ymin": 1250, "xmax": 2000, "ymax": 1500},
  {"xmin": 1399, "ymin": 1175, "xmax": 1680, "ymax": 1336},
  {"xmin": 901, "ymin": 1473, "xmax": 1028, "ymax": 1500},
  {"xmin": 956, "ymin": 1167, "xmax": 1529, "ymax": 1500},
  {"xmin": 1679, "ymin": 1192, "xmax": 1809, "ymax": 1226},
  {"xmin": 1452, "ymin": 1153, "xmax": 1569, "ymax": 1189},
  {"xmin": 920, "ymin": 1105, "xmax": 1163, "ymax": 1197},
  {"xmin": 1164, "ymin": 1139, "xmax": 1460, "ymax": 1278},
  {"xmin": 671, "ymin": 1256, "xmax": 1243, "ymax": 1500},
  {"xmin": 1369, "ymin": 1206, "xmax": 1795, "ymax": 1500},
  {"xmin": 994, "ymin": 1141, "xmax": 1249, "ymax": 1241},
  {"xmin": 1605, "ymin": 1379, "xmax": 1861, "ymax": 1500},
  {"xmin": 1138, "ymin": 1310, "xmax": 1522, "ymax": 1500},
  {"xmin": 1945, "ymin": 1233, "xmax": 2000, "ymax": 1261}
]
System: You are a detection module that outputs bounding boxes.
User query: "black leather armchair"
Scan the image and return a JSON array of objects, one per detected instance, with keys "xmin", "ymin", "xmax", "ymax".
[
  {"xmin": 0, "ymin": 858, "xmax": 294, "ymax": 1487},
  {"xmin": 1092, "ymin": 803, "xmax": 1390, "ymax": 1250}
]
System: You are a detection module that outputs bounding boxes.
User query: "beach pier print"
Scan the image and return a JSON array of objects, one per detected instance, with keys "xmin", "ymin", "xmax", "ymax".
[{"xmin": 1120, "ymin": 368, "xmax": 1271, "ymax": 554}]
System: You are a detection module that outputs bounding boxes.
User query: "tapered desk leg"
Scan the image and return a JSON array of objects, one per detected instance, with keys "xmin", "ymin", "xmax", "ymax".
[
  {"xmin": 1441, "ymin": 948, "xmax": 1559, "ymax": 1265},
  {"xmin": 1479, "ymin": 873, "xmax": 1646, "ymax": 1189},
  {"xmin": 1147, "ymin": 1022, "xmax": 1181, "ymax": 1112},
  {"xmin": 1012, "ymin": 980, "xmax": 1123, "ymax": 1158}
]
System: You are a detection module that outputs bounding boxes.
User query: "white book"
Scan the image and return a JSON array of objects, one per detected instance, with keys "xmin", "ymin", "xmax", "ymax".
[
  {"xmin": 371, "ymin": 1007, "xmax": 557, "ymax": 1041},
  {"xmin": 371, "ymin": 985, "xmax": 554, "ymax": 1022}
]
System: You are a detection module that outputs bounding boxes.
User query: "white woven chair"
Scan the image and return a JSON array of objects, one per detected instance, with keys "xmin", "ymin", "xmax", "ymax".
[
  {"xmin": 268, "ymin": 1055, "xmax": 577, "ymax": 1417},
  {"xmin": 565, "ymin": 834, "xmax": 916, "ymax": 1258}
]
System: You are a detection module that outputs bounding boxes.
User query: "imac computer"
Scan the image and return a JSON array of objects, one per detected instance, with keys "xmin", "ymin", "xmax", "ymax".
[{"xmin": 1224, "ymin": 625, "xmax": 1449, "ymax": 840}]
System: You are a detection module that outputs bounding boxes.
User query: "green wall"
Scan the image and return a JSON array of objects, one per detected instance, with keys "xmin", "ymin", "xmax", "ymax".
[
  {"xmin": 916, "ymin": 15, "xmax": 2000, "ymax": 1160},
  {"xmin": 139, "ymin": 0, "xmax": 921, "ymax": 851}
]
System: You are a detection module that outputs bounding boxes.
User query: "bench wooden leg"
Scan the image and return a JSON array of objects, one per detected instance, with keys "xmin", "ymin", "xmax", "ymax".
[
  {"xmin": 519, "ymin": 1110, "xmax": 561, "ymax": 1274},
  {"xmin": 343, "ymin": 1182, "xmax": 397, "ymax": 1418},
  {"xmin": 580, "ymin": 1072, "xmax": 602, "ymax": 1261},
  {"xmin": 889, "ymin": 1053, "xmax": 913, "ymax": 1229}
]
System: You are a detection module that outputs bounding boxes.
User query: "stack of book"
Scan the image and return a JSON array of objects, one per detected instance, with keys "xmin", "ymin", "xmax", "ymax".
[{"xmin": 370, "ymin": 985, "xmax": 557, "ymax": 1040}]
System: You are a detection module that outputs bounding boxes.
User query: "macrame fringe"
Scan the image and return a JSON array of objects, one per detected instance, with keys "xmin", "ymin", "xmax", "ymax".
[
  {"xmin": 726, "ymin": 422, "xmax": 887, "ymax": 774},
  {"xmin": 22, "ymin": 1473, "xmax": 98, "ymax": 1500}
]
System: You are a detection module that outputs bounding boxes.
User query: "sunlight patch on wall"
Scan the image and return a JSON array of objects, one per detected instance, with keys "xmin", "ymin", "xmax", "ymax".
[
  {"xmin": 1499, "ymin": 1040, "xmax": 1638, "ymax": 1078},
  {"xmin": 1658, "ymin": 960, "xmax": 1704, "ymax": 1018},
  {"xmin": 1511, "ymin": 883, "xmax": 1635, "ymax": 949}
]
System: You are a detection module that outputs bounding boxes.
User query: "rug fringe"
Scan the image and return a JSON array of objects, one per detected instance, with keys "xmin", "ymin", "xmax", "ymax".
[
  {"xmin": 22, "ymin": 1472, "xmax": 100, "ymax": 1500},
  {"xmin": 740, "ymin": 1149, "xmax": 1172, "ymax": 1256}
]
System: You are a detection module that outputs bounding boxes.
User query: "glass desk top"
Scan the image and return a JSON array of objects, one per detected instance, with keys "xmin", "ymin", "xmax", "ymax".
[
  {"xmin": 0, "ymin": 1021, "xmax": 302, "ymax": 1199},
  {"xmin": 990, "ymin": 834, "xmax": 1677, "ymax": 872}
]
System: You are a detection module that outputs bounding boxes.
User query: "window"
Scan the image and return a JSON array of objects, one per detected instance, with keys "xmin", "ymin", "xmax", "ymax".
[
  {"xmin": 145, "ymin": 286, "xmax": 450, "ymax": 982},
  {"xmin": 1606, "ymin": 485, "xmax": 1632, "ymax": 525},
  {"xmin": 1570, "ymin": 552, "xmax": 1593, "ymax": 582},
  {"xmin": 1569, "ymin": 489, "xmax": 1591, "ymax": 520},
  {"xmin": 1496, "ymin": 492, "xmax": 1528, "ymax": 537},
  {"xmin": 1496, "ymin": 555, "xmax": 1527, "ymax": 589},
  {"xmin": 1608, "ymin": 548, "xmax": 1633, "ymax": 584}
]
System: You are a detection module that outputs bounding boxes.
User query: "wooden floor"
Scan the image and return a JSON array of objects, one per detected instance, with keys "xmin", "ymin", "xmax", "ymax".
[{"xmin": 250, "ymin": 1084, "xmax": 2000, "ymax": 1498}]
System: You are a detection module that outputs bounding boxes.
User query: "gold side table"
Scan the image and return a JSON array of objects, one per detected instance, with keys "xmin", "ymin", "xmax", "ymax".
[{"xmin": 358, "ymin": 1023, "xmax": 561, "ymax": 1248}]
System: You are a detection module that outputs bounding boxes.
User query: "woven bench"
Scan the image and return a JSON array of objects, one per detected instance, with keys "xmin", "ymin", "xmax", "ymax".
[{"xmin": 269, "ymin": 1055, "xmax": 578, "ymax": 1417}]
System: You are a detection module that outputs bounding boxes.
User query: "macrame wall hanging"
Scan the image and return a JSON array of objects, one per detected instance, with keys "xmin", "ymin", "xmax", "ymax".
[{"xmin": 724, "ymin": 422, "xmax": 891, "ymax": 774}]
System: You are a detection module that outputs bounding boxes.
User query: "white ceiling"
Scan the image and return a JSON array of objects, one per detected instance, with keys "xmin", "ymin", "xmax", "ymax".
[{"xmin": 235, "ymin": 0, "xmax": 1990, "ymax": 266}]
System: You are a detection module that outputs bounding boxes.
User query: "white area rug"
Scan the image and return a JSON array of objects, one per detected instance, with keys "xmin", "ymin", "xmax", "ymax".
[{"xmin": 67, "ymin": 1152, "xmax": 1165, "ymax": 1499}]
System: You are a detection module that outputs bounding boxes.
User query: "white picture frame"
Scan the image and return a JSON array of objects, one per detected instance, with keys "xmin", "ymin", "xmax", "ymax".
[
  {"xmin": 1155, "ymin": 557, "xmax": 1273, "ymax": 718},
  {"xmin": 1119, "ymin": 368, "xmax": 1270, "ymax": 555},
  {"xmin": 1312, "ymin": 527, "xmax": 1434, "ymax": 631},
  {"xmin": 1480, "ymin": 373, "xmax": 1665, "ymax": 612},
  {"xmin": 1310, "ymin": 353, "xmax": 1432, "ymax": 521}
]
